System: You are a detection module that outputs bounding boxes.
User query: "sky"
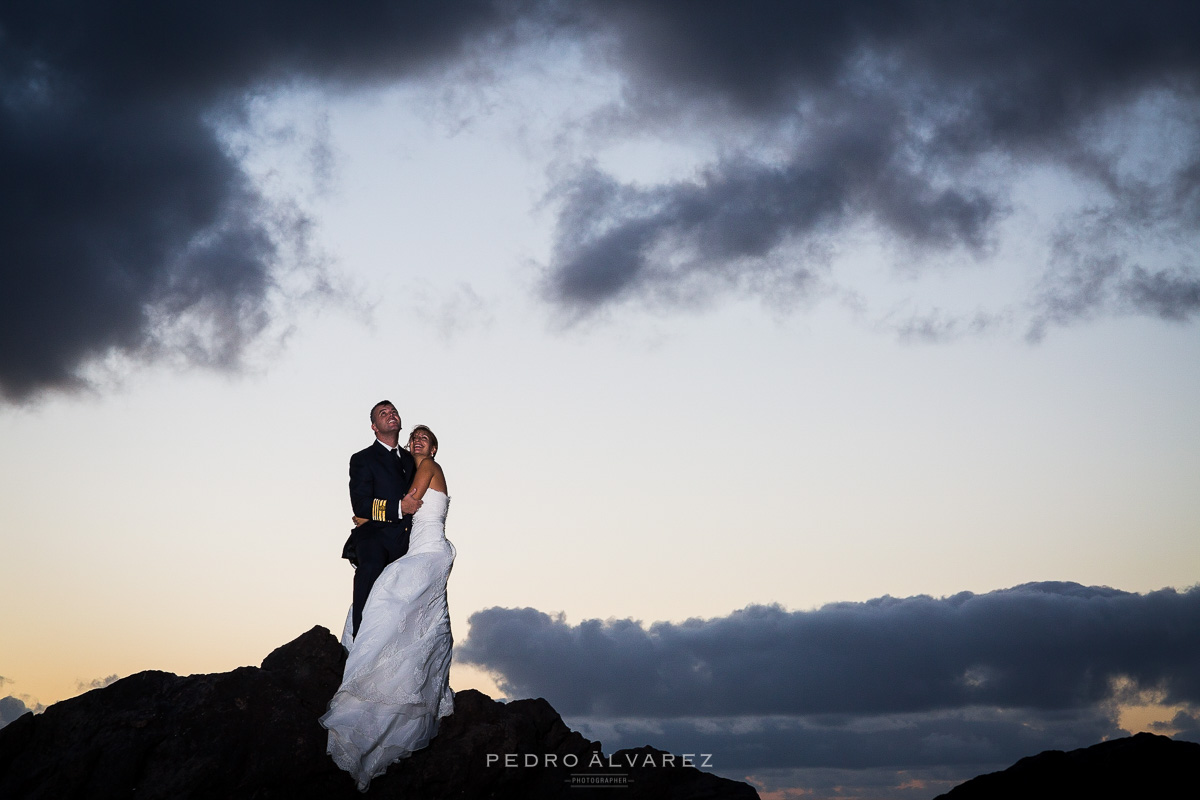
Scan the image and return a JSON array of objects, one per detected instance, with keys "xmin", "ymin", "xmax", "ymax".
[{"xmin": 1, "ymin": 2, "xmax": 1199, "ymax": 798}]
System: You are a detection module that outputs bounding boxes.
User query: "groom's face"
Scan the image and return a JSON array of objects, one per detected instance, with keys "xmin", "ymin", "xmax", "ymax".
[{"xmin": 371, "ymin": 403, "xmax": 401, "ymax": 436}]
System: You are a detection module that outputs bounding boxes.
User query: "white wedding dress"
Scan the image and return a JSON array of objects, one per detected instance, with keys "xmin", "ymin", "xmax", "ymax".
[{"xmin": 321, "ymin": 489, "xmax": 455, "ymax": 791}]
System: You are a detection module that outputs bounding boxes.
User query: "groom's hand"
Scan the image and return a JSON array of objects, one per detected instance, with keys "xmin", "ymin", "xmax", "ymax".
[{"xmin": 400, "ymin": 494, "xmax": 422, "ymax": 516}]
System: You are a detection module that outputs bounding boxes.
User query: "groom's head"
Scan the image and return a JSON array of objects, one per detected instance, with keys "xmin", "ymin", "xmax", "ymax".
[{"xmin": 370, "ymin": 400, "xmax": 401, "ymax": 436}]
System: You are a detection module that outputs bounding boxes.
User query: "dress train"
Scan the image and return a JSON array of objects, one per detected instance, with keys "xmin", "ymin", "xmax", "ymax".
[{"xmin": 321, "ymin": 489, "xmax": 454, "ymax": 791}]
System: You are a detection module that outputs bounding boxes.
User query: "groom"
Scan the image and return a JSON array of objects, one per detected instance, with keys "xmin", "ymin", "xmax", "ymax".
[{"xmin": 343, "ymin": 400, "xmax": 421, "ymax": 637}]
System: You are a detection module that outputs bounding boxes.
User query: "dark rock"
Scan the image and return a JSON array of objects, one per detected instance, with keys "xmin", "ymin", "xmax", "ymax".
[
  {"xmin": 934, "ymin": 731, "xmax": 1200, "ymax": 800},
  {"xmin": 0, "ymin": 626, "xmax": 757, "ymax": 799}
]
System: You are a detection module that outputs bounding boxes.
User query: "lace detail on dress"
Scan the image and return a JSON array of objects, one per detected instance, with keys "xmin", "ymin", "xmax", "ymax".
[{"xmin": 321, "ymin": 490, "xmax": 455, "ymax": 791}]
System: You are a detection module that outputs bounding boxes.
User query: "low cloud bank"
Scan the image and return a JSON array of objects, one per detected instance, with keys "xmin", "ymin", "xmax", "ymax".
[
  {"xmin": 461, "ymin": 581, "xmax": 1198, "ymax": 795},
  {"xmin": 460, "ymin": 582, "xmax": 1200, "ymax": 718}
]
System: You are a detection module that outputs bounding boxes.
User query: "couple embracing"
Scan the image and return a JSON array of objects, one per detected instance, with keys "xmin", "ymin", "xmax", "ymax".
[{"xmin": 321, "ymin": 400, "xmax": 455, "ymax": 792}]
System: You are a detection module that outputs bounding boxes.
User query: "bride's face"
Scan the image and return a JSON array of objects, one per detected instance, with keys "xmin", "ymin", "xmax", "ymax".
[{"xmin": 409, "ymin": 430, "xmax": 436, "ymax": 457}]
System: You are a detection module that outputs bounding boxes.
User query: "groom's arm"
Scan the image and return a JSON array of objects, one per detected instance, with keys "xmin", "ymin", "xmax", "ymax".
[
  {"xmin": 349, "ymin": 453, "xmax": 406, "ymax": 523},
  {"xmin": 397, "ymin": 448, "xmax": 422, "ymax": 516}
]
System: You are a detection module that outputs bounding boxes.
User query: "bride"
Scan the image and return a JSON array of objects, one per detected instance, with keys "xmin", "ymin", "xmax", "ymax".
[{"xmin": 321, "ymin": 425, "xmax": 455, "ymax": 791}]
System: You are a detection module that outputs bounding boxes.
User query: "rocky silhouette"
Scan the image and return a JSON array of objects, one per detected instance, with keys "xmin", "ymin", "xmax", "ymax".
[
  {"xmin": 934, "ymin": 731, "xmax": 1200, "ymax": 799},
  {"xmin": 0, "ymin": 626, "xmax": 758, "ymax": 799}
]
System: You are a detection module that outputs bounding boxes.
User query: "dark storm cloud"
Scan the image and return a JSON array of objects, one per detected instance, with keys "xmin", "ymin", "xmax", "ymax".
[
  {"xmin": 8, "ymin": 3, "xmax": 1200, "ymax": 401},
  {"xmin": 1156, "ymin": 709, "xmax": 1200, "ymax": 743},
  {"xmin": 1026, "ymin": 164, "xmax": 1200, "ymax": 339},
  {"xmin": 546, "ymin": 118, "xmax": 996, "ymax": 312},
  {"xmin": 542, "ymin": 1, "xmax": 1200, "ymax": 328},
  {"xmin": 1029, "ymin": 254, "xmax": 1200, "ymax": 341},
  {"xmin": 0, "ymin": 0, "xmax": 520, "ymax": 402},
  {"xmin": 459, "ymin": 582, "xmax": 1200, "ymax": 717},
  {"xmin": 1122, "ymin": 268, "xmax": 1200, "ymax": 319}
]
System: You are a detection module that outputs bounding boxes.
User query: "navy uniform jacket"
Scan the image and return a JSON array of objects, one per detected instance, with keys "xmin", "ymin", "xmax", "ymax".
[{"xmin": 341, "ymin": 440, "xmax": 417, "ymax": 564}]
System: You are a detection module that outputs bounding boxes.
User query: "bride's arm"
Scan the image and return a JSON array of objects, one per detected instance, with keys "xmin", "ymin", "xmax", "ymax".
[{"xmin": 405, "ymin": 459, "xmax": 440, "ymax": 503}]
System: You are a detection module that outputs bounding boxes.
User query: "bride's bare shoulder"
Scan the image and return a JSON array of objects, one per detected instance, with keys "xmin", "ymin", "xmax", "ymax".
[{"xmin": 430, "ymin": 460, "xmax": 447, "ymax": 493}]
